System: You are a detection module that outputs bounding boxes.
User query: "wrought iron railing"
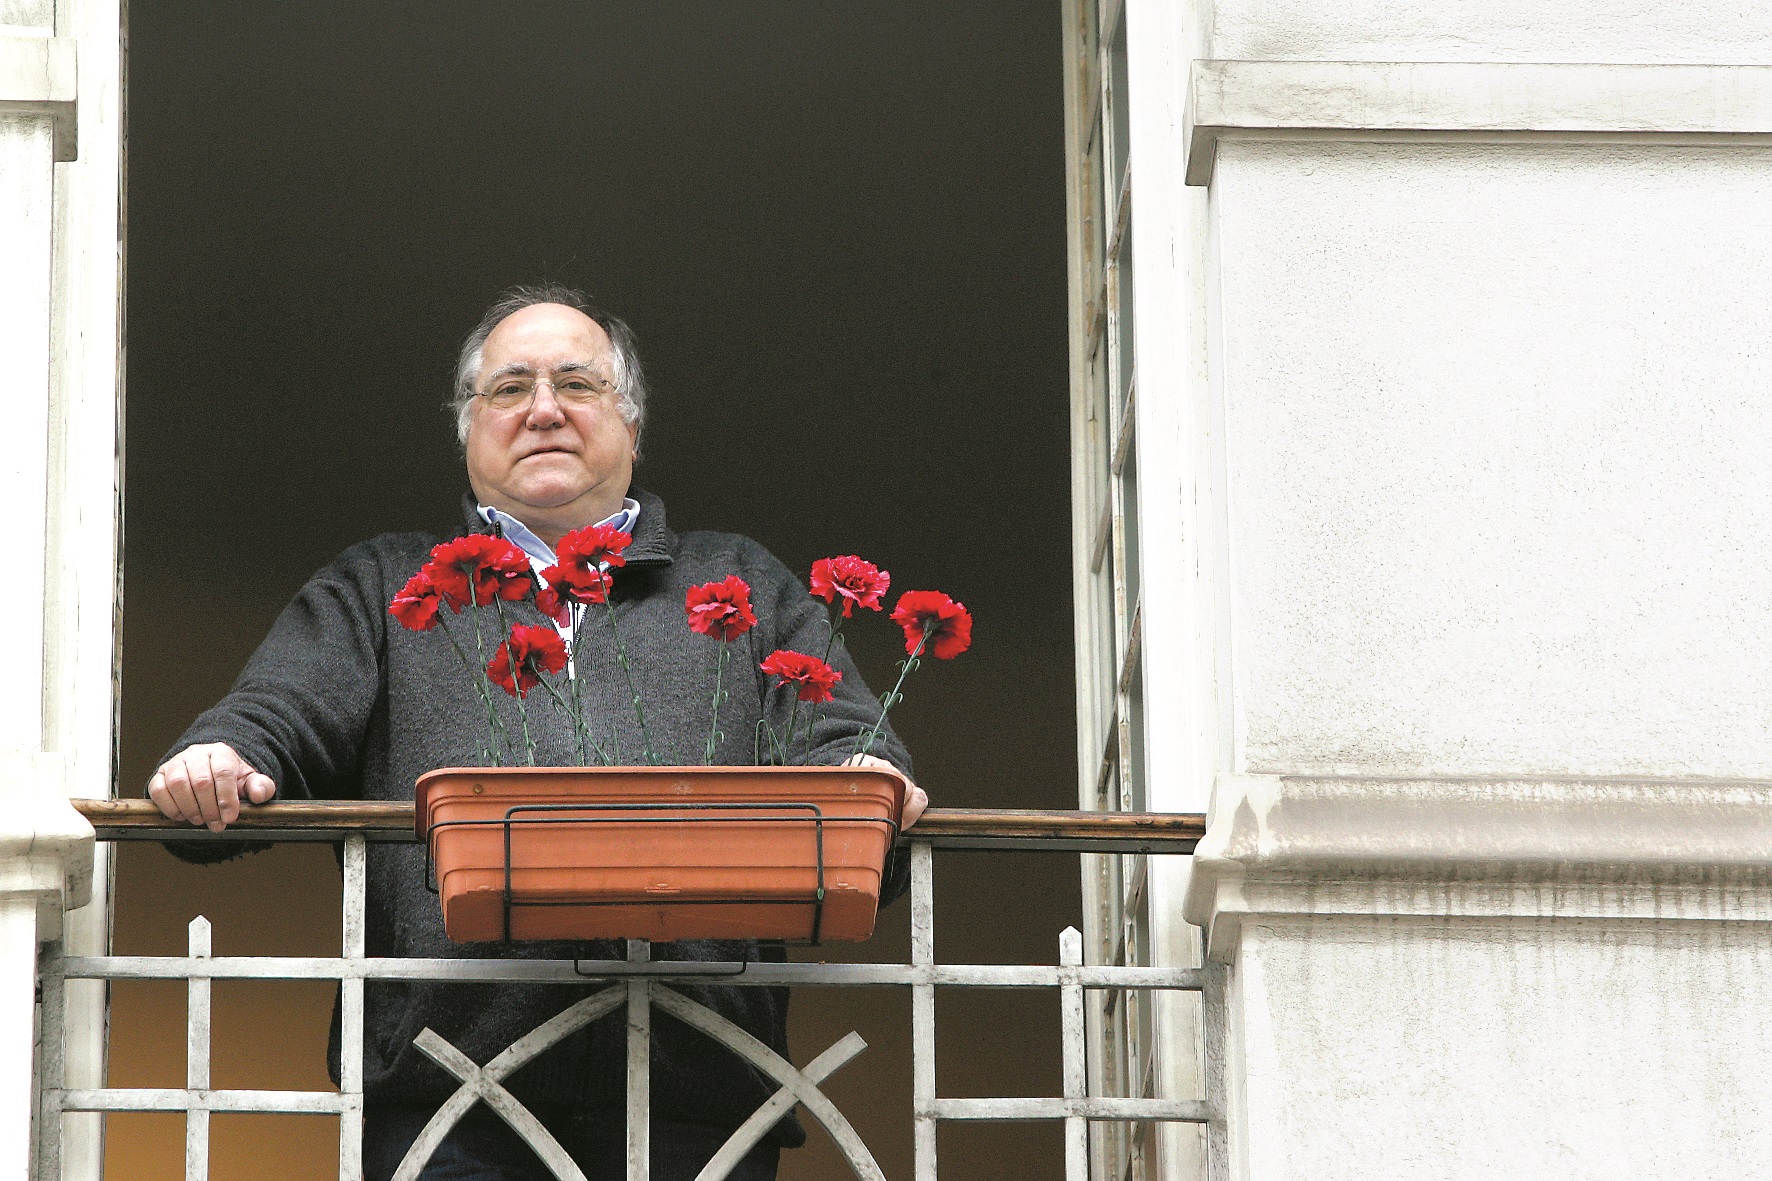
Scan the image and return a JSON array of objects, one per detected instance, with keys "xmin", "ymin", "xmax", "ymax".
[{"xmin": 37, "ymin": 801, "xmax": 1207, "ymax": 1181}]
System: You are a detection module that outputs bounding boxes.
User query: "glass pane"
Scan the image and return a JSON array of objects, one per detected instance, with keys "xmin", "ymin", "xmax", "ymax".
[
  {"xmin": 1120, "ymin": 445, "xmax": 1140, "ymax": 619},
  {"xmin": 1085, "ymin": 133, "xmax": 1105, "ymax": 302},
  {"xmin": 1127, "ymin": 695, "xmax": 1147, "ymax": 814},
  {"xmin": 1113, "ymin": 222, "xmax": 1136, "ymax": 412},
  {"xmin": 1109, "ymin": 17, "xmax": 1132, "ymax": 184}
]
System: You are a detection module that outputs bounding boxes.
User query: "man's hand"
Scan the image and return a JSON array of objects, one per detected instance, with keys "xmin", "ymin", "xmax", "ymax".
[
  {"xmin": 845, "ymin": 753, "xmax": 928, "ymax": 829},
  {"xmin": 148, "ymin": 743, "xmax": 278, "ymax": 832}
]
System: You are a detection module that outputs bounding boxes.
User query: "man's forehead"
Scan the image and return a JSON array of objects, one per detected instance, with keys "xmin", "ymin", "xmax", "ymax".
[
  {"xmin": 483, "ymin": 303, "xmax": 612, "ymax": 359},
  {"xmin": 481, "ymin": 358, "xmax": 608, "ymax": 382}
]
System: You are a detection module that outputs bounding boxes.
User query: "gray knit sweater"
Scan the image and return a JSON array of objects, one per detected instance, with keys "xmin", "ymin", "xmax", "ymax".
[{"xmin": 171, "ymin": 488, "xmax": 912, "ymax": 1141}]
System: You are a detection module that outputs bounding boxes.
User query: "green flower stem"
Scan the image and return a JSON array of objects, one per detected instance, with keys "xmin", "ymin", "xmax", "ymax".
[
  {"xmin": 537, "ymin": 673, "xmax": 610, "ymax": 765},
  {"xmin": 565, "ymin": 603, "xmax": 590, "ymax": 765},
  {"xmin": 705, "ymin": 641, "xmax": 730, "ymax": 766},
  {"xmin": 462, "ymin": 594, "xmax": 511, "ymax": 767},
  {"xmin": 602, "ymin": 595, "xmax": 660, "ymax": 765},
  {"xmin": 855, "ymin": 621, "xmax": 933, "ymax": 759},
  {"xmin": 781, "ymin": 694, "xmax": 804, "ymax": 764},
  {"xmin": 493, "ymin": 601, "xmax": 537, "ymax": 767},
  {"xmin": 434, "ymin": 609, "xmax": 500, "ymax": 766},
  {"xmin": 800, "ymin": 606, "xmax": 848, "ymax": 763}
]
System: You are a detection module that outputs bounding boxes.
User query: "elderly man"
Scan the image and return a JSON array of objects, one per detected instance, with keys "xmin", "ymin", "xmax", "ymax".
[{"xmin": 149, "ymin": 284, "xmax": 926, "ymax": 1181}]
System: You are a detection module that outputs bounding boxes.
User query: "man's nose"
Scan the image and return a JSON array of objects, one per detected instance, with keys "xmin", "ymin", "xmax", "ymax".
[{"xmin": 524, "ymin": 379, "xmax": 567, "ymax": 425}]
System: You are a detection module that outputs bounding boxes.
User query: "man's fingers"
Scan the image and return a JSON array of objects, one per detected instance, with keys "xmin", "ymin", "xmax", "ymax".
[
  {"xmin": 841, "ymin": 754, "xmax": 928, "ymax": 829},
  {"xmin": 147, "ymin": 744, "xmax": 275, "ymax": 832},
  {"xmin": 147, "ymin": 771, "xmax": 182, "ymax": 821},
  {"xmin": 902, "ymin": 784, "xmax": 929, "ymax": 829},
  {"xmin": 157, "ymin": 757, "xmax": 203, "ymax": 826},
  {"xmin": 214, "ymin": 761, "xmax": 241, "ymax": 829},
  {"xmin": 187, "ymin": 750, "xmax": 223, "ymax": 829}
]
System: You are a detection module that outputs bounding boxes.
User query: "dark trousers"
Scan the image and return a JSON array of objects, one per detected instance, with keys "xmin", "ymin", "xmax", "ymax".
[{"xmin": 364, "ymin": 1105, "xmax": 780, "ymax": 1181}]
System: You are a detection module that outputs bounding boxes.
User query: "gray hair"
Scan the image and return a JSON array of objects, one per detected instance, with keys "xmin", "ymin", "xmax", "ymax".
[{"xmin": 450, "ymin": 283, "xmax": 648, "ymax": 446}]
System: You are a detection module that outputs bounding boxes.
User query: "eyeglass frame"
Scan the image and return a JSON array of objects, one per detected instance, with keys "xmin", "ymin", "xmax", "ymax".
[{"xmin": 474, "ymin": 359, "xmax": 622, "ymax": 413}]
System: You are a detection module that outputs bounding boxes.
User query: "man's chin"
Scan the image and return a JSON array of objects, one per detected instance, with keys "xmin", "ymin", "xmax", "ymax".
[{"xmin": 499, "ymin": 476, "xmax": 628, "ymax": 517}]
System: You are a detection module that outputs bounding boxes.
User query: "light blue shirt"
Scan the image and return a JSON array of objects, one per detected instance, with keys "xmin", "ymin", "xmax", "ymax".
[
  {"xmin": 477, "ymin": 498, "xmax": 640, "ymax": 654},
  {"xmin": 477, "ymin": 498, "xmax": 640, "ymax": 572}
]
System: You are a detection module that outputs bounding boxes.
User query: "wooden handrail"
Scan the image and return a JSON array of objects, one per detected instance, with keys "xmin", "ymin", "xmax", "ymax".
[{"xmin": 74, "ymin": 798, "xmax": 1203, "ymax": 853}]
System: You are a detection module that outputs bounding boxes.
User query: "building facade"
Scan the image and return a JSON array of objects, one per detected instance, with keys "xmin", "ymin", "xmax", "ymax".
[
  {"xmin": 1065, "ymin": 2, "xmax": 1772, "ymax": 1179},
  {"xmin": 8, "ymin": 0, "xmax": 1772, "ymax": 1177}
]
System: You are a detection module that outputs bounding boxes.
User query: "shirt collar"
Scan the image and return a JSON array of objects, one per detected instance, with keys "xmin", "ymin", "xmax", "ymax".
[{"xmin": 477, "ymin": 499, "xmax": 640, "ymax": 569}]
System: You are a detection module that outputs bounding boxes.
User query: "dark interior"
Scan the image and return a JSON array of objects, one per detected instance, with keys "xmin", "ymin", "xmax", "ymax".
[{"xmin": 116, "ymin": 5, "xmax": 1076, "ymax": 1177}]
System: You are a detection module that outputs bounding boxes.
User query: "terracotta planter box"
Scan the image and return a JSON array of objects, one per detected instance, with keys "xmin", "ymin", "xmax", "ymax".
[{"xmin": 415, "ymin": 765, "xmax": 906, "ymax": 944}]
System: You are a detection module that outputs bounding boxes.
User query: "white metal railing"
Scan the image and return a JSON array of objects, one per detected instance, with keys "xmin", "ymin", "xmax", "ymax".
[{"xmin": 34, "ymin": 805, "xmax": 1208, "ymax": 1180}]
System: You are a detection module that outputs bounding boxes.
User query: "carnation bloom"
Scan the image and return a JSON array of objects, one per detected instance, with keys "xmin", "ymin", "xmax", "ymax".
[
  {"xmin": 685, "ymin": 576, "xmax": 758, "ymax": 641},
  {"xmin": 809, "ymin": 555, "xmax": 890, "ymax": 618},
  {"xmin": 487, "ymin": 624, "xmax": 569, "ymax": 698},
  {"xmin": 424, "ymin": 535, "xmax": 533, "ymax": 608},
  {"xmin": 538, "ymin": 563, "xmax": 612, "ymax": 618},
  {"xmin": 388, "ymin": 569, "xmax": 444, "ymax": 631},
  {"xmin": 555, "ymin": 524, "xmax": 631, "ymax": 572},
  {"xmin": 890, "ymin": 590, "xmax": 973, "ymax": 659},
  {"xmin": 534, "ymin": 583, "xmax": 572, "ymax": 626},
  {"xmin": 759, "ymin": 649, "xmax": 844, "ymax": 703}
]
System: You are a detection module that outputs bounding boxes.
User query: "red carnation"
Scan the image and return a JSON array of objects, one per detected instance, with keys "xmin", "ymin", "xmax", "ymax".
[
  {"xmin": 424, "ymin": 535, "xmax": 533, "ymax": 609},
  {"xmin": 539, "ymin": 562, "xmax": 611, "ymax": 614},
  {"xmin": 890, "ymin": 590, "xmax": 973, "ymax": 660},
  {"xmin": 759, "ymin": 649, "xmax": 843, "ymax": 703},
  {"xmin": 487, "ymin": 624, "xmax": 568, "ymax": 698},
  {"xmin": 686, "ymin": 576, "xmax": 757, "ymax": 641},
  {"xmin": 534, "ymin": 583, "xmax": 572, "ymax": 626},
  {"xmin": 555, "ymin": 523, "xmax": 631, "ymax": 572},
  {"xmin": 389, "ymin": 569, "xmax": 444, "ymax": 631},
  {"xmin": 809, "ymin": 555, "xmax": 890, "ymax": 618}
]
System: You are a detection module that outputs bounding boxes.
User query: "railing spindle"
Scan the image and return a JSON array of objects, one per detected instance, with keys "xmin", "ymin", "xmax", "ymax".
[
  {"xmin": 42, "ymin": 809, "xmax": 1208, "ymax": 1181},
  {"xmin": 626, "ymin": 940, "xmax": 651, "ymax": 1181},
  {"xmin": 1060, "ymin": 927, "xmax": 1089, "ymax": 1181},
  {"xmin": 340, "ymin": 834, "xmax": 367, "ymax": 1181},
  {"xmin": 185, "ymin": 917, "xmax": 212, "ymax": 1181},
  {"xmin": 911, "ymin": 841, "xmax": 937, "ymax": 1181}
]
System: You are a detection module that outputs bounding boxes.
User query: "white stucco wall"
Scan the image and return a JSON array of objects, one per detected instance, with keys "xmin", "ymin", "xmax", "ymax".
[
  {"xmin": 1212, "ymin": 138, "xmax": 1772, "ymax": 780},
  {"xmin": 1175, "ymin": 5, "xmax": 1772, "ymax": 1174},
  {"xmin": 1210, "ymin": 0, "xmax": 1772, "ymax": 65},
  {"xmin": 1230, "ymin": 914, "xmax": 1772, "ymax": 1180}
]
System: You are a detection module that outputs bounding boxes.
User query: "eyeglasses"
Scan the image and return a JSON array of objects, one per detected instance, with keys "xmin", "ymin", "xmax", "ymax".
[{"xmin": 477, "ymin": 369, "xmax": 619, "ymax": 412}]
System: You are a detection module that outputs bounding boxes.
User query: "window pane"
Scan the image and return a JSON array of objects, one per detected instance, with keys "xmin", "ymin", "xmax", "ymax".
[{"xmin": 1108, "ymin": 18, "xmax": 1132, "ymax": 185}]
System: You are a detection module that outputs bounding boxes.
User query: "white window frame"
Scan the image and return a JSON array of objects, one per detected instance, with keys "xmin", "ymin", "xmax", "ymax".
[{"xmin": 1062, "ymin": 1, "xmax": 1215, "ymax": 1178}]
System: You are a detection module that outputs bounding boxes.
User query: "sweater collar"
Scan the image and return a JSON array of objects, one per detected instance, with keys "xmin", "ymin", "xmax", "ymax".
[{"xmin": 458, "ymin": 485, "xmax": 674, "ymax": 568}]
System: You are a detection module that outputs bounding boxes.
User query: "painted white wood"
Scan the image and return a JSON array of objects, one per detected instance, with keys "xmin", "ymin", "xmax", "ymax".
[
  {"xmin": 625, "ymin": 941, "xmax": 651, "ymax": 1181},
  {"xmin": 910, "ymin": 843, "xmax": 936, "ymax": 1181},
  {"xmin": 412, "ymin": 1032, "xmax": 589, "ymax": 1181},
  {"xmin": 1187, "ymin": 60, "xmax": 1772, "ymax": 184},
  {"xmin": 5, "ymin": 0, "xmax": 123, "ymax": 1174},
  {"xmin": 1059, "ymin": 928, "xmax": 1089, "ymax": 1180},
  {"xmin": 183, "ymin": 921, "xmax": 210, "ymax": 1181},
  {"xmin": 692, "ymin": 1033, "xmax": 866, "ymax": 1181},
  {"xmin": 0, "ymin": 897, "xmax": 36, "ymax": 1178},
  {"xmin": 0, "ymin": 114, "xmax": 54, "ymax": 763},
  {"xmin": 649, "ymin": 988, "xmax": 888, "ymax": 1181},
  {"xmin": 45, "ymin": 6, "xmax": 121, "ymax": 1176},
  {"xmin": 57, "ymin": 954, "xmax": 1204, "ymax": 989},
  {"xmin": 1087, "ymin": 1, "xmax": 1219, "ymax": 1177},
  {"xmin": 932, "ymin": 1098, "xmax": 1209, "ymax": 1122},
  {"xmin": 391, "ymin": 988, "xmax": 623, "ymax": 1181}
]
